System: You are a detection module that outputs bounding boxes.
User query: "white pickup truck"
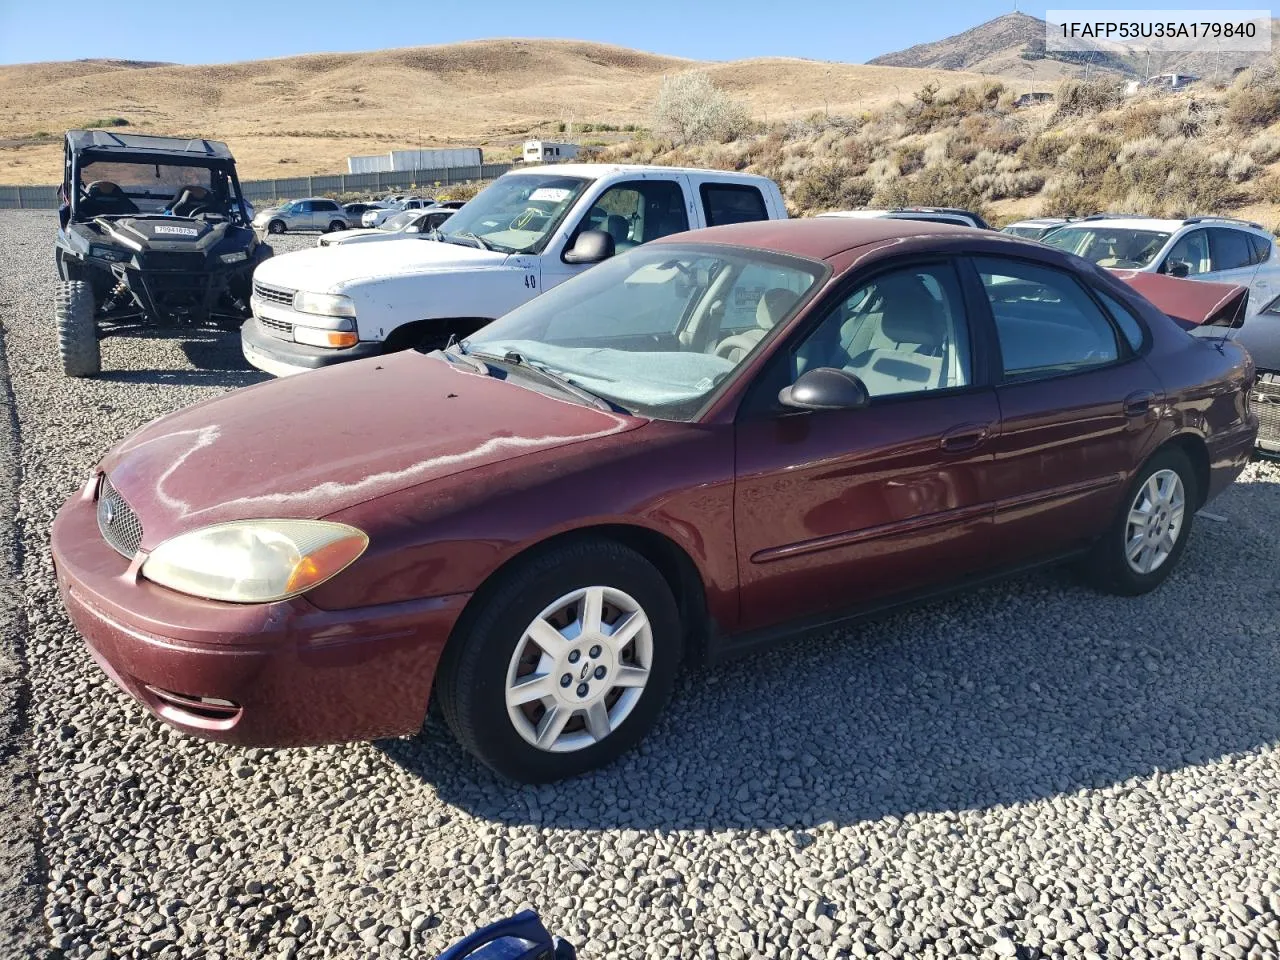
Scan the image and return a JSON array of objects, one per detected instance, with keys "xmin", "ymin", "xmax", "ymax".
[{"xmin": 241, "ymin": 164, "xmax": 788, "ymax": 376}]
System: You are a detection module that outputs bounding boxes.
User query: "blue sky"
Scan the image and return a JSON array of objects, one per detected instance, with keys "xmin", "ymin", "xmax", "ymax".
[{"xmin": 0, "ymin": 0, "xmax": 1251, "ymax": 65}]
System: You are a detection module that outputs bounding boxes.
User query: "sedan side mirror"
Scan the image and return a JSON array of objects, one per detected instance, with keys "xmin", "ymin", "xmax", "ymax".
[
  {"xmin": 778, "ymin": 367, "xmax": 870, "ymax": 411},
  {"xmin": 1166, "ymin": 259, "xmax": 1190, "ymax": 278},
  {"xmin": 564, "ymin": 229, "xmax": 615, "ymax": 265}
]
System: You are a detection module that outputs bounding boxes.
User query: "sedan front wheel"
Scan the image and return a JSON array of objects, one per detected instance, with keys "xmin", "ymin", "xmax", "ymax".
[{"xmin": 436, "ymin": 539, "xmax": 682, "ymax": 782}]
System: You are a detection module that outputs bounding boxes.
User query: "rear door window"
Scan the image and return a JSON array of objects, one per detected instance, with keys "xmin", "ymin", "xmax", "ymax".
[
  {"xmin": 1209, "ymin": 228, "xmax": 1254, "ymax": 272},
  {"xmin": 975, "ymin": 257, "xmax": 1123, "ymax": 381},
  {"xmin": 700, "ymin": 183, "xmax": 769, "ymax": 227},
  {"xmin": 1250, "ymin": 232, "xmax": 1273, "ymax": 265}
]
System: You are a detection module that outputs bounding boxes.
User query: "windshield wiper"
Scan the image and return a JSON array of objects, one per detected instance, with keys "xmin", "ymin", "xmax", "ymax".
[
  {"xmin": 438, "ymin": 230, "xmax": 491, "ymax": 251},
  {"xmin": 469, "ymin": 349, "xmax": 625, "ymax": 413}
]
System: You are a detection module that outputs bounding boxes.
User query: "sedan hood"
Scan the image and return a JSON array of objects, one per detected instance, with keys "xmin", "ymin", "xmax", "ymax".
[
  {"xmin": 101, "ymin": 352, "xmax": 639, "ymax": 548},
  {"xmin": 1113, "ymin": 271, "xmax": 1248, "ymax": 328},
  {"xmin": 254, "ymin": 238, "xmax": 508, "ymax": 292}
]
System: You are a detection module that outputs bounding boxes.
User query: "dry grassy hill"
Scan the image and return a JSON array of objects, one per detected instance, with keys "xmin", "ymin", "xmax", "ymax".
[
  {"xmin": 0, "ymin": 40, "xmax": 989, "ymax": 184},
  {"xmin": 597, "ymin": 71, "xmax": 1280, "ymax": 229}
]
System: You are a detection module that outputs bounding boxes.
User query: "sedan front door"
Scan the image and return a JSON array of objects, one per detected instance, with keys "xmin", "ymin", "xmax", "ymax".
[{"xmin": 733, "ymin": 260, "xmax": 1000, "ymax": 633}]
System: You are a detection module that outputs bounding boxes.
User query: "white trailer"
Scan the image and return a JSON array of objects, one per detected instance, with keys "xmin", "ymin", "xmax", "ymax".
[
  {"xmin": 523, "ymin": 140, "xmax": 579, "ymax": 163},
  {"xmin": 388, "ymin": 148, "xmax": 483, "ymax": 172}
]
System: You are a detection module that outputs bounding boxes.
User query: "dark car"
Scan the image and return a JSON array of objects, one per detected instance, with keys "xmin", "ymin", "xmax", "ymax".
[
  {"xmin": 51, "ymin": 220, "xmax": 1257, "ymax": 782},
  {"xmin": 54, "ymin": 130, "xmax": 270, "ymax": 376}
]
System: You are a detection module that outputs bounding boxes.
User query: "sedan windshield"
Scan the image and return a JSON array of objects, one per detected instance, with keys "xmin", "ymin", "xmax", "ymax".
[
  {"xmin": 380, "ymin": 211, "xmax": 419, "ymax": 231},
  {"xmin": 1042, "ymin": 226, "xmax": 1171, "ymax": 268},
  {"xmin": 464, "ymin": 244, "xmax": 825, "ymax": 420},
  {"xmin": 436, "ymin": 173, "xmax": 590, "ymax": 254}
]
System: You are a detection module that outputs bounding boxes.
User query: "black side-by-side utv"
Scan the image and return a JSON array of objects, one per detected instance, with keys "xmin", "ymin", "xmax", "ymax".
[{"xmin": 54, "ymin": 129, "xmax": 272, "ymax": 376}]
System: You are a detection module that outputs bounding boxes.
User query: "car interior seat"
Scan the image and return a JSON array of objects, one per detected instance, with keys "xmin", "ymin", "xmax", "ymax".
[
  {"xmin": 713, "ymin": 288, "xmax": 799, "ymax": 362},
  {"xmin": 605, "ymin": 214, "xmax": 632, "ymax": 250},
  {"xmin": 843, "ymin": 275, "xmax": 948, "ymax": 395},
  {"xmin": 79, "ymin": 181, "xmax": 139, "ymax": 219}
]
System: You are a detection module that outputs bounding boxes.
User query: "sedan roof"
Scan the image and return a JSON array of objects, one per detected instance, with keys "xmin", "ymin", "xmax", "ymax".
[{"xmin": 654, "ymin": 216, "xmax": 974, "ymax": 262}]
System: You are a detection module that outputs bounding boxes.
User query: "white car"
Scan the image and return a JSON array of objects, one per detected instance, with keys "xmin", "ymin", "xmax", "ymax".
[
  {"xmin": 1041, "ymin": 216, "xmax": 1280, "ymax": 318},
  {"xmin": 318, "ymin": 208, "xmax": 456, "ymax": 247},
  {"xmin": 818, "ymin": 207, "xmax": 991, "ymax": 229},
  {"xmin": 361, "ymin": 198, "xmax": 437, "ymax": 228},
  {"xmin": 243, "ymin": 164, "xmax": 788, "ymax": 376}
]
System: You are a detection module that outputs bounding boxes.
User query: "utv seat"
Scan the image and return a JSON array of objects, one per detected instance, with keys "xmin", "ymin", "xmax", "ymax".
[
  {"xmin": 170, "ymin": 185, "xmax": 212, "ymax": 218},
  {"xmin": 79, "ymin": 181, "xmax": 138, "ymax": 218}
]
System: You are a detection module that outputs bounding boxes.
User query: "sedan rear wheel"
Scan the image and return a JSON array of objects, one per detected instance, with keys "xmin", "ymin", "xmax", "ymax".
[
  {"xmin": 1084, "ymin": 446, "xmax": 1196, "ymax": 596},
  {"xmin": 437, "ymin": 539, "xmax": 682, "ymax": 782}
]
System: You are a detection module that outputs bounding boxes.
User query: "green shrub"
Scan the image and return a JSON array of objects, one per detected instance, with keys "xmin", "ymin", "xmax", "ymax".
[
  {"xmin": 1052, "ymin": 79, "xmax": 1121, "ymax": 120},
  {"xmin": 83, "ymin": 116, "xmax": 129, "ymax": 128},
  {"xmin": 790, "ymin": 162, "xmax": 873, "ymax": 212},
  {"xmin": 1227, "ymin": 86, "xmax": 1280, "ymax": 130}
]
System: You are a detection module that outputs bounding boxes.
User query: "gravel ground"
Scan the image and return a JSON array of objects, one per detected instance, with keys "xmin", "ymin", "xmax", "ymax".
[{"xmin": 2, "ymin": 208, "xmax": 1280, "ymax": 959}]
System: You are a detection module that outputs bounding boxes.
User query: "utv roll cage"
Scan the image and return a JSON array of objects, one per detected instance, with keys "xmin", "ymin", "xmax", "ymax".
[{"xmin": 62, "ymin": 130, "xmax": 252, "ymax": 227}]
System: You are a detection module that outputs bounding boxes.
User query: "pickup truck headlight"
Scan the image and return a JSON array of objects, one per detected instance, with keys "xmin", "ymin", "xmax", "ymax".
[
  {"xmin": 141, "ymin": 519, "xmax": 368, "ymax": 603},
  {"xmin": 293, "ymin": 291, "xmax": 357, "ymax": 318},
  {"xmin": 219, "ymin": 251, "xmax": 249, "ymax": 264},
  {"xmin": 90, "ymin": 244, "xmax": 129, "ymax": 262}
]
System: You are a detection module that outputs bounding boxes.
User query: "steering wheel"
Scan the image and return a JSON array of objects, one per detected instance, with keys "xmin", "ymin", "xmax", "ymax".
[{"xmin": 508, "ymin": 206, "xmax": 550, "ymax": 231}]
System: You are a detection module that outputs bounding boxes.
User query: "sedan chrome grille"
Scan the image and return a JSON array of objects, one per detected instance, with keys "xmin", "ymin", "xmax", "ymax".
[
  {"xmin": 96, "ymin": 475, "xmax": 144, "ymax": 558},
  {"xmin": 252, "ymin": 281, "xmax": 294, "ymax": 306}
]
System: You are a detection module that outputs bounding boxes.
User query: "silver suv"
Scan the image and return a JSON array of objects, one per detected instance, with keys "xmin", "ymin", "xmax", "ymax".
[{"xmin": 253, "ymin": 198, "xmax": 353, "ymax": 235}]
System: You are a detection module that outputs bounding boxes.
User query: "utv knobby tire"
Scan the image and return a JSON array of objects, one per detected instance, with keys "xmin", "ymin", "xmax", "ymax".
[{"xmin": 55, "ymin": 280, "xmax": 100, "ymax": 377}]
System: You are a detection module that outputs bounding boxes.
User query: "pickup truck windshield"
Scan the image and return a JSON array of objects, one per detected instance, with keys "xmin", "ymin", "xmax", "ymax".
[
  {"xmin": 464, "ymin": 243, "xmax": 824, "ymax": 420},
  {"xmin": 437, "ymin": 174, "xmax": 590, "ymax": 254}
]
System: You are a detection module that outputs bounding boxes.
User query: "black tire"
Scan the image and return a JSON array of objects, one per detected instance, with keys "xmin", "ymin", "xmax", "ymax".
[
  {"xmin": 55, "ymin": 280, "xmax": 100, "ymax": 377},
  {"xmin": 267, "ymin": 219, "xmax": 285, "ymax": 235},
  {"xmin": 436, "ymin": 539, "xmax": 682, "ymax": 782},
  {"xmin": 327, "ymin": 220, "xmax": 347, "ymax": 233},
  {"xmin": 1084, "ymin": 446, "xmax": 1197, "ymax": 596}
]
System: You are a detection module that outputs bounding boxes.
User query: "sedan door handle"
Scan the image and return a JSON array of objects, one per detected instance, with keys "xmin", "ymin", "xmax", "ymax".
[
  {"xmin": 1123, "ymin": 390, "xmax": 1157, "ymax": 418},
  {"xmin": 939, "ymin": 422, "xmax": 992, "ymax": 453}
]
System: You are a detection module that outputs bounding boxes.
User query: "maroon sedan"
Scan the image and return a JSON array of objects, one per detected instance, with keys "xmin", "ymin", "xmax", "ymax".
[{"xmin": 52, "ymin": 219, "xmax": 1258, "ymax": 782}]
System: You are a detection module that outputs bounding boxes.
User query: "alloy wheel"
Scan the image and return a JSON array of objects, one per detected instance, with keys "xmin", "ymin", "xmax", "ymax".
[
  {"xmin": 1124, "ymin": 468, "xmax": 1185, "ymax": 575},
  {"xmin": 504, "ymin": 585, "xmax": 653, "ymax": 753}
]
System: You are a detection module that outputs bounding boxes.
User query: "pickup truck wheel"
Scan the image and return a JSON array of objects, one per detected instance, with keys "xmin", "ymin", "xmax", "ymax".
[
  {"xmin": 326, "ymin": 220, "xmax": 346, "ymax": 233},
  {"xmin": 436, "ymin": 539, "xmax": 682, "ymax": 783},
  {"xmin": 55, "ymin": 280, "xmax": 101, "ymax": 377},
  {"xmin": 267, "ymin": 220, "xmax": 285, "ymax": 235}
]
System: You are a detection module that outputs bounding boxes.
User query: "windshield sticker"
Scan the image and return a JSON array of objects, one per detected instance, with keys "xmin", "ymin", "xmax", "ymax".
[{"xmin": 528, "ymin": 187, "xmax": 572, "ymax": 202}]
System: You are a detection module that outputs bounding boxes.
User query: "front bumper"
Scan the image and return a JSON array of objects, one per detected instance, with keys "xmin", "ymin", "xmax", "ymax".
[
  {"xmin": 51, "ymin": 479, "xmax": 469, "ymax": 747},
  {"xmin": 241, "ymin": 316, "xmax": 381, "ymax": 377}
]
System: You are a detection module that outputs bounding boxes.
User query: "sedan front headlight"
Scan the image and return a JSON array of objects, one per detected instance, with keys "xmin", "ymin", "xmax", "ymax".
[
  {"xmin": 141, "ymin": 520, "xmax": 368, "ymax": 603},
  {"xmin": 293, "ymin": 291, "xmax": 357, "ymax": 318}
]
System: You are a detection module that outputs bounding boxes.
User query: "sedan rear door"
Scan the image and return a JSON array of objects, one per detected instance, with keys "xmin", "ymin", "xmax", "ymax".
[{"xmin": 968, "ymin": 255, "xmax": 1163, "ymax": 567}]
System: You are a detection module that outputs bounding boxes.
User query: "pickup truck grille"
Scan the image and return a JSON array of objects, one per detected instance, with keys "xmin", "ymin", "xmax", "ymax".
[
  {"xmin": 259, "ymin": 315, "xmax": 293, "ymax": 340},
  {"xmin": 96, "ymin": 475, "xmax": 144, "ymax": 559},
  {"xmin": 1253, "ymin": 373, "xmax": 1280, "ymax": 447},
  {"xmin": 252, "ymin": 281, "xmax": 294, "ymax": 306}
]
